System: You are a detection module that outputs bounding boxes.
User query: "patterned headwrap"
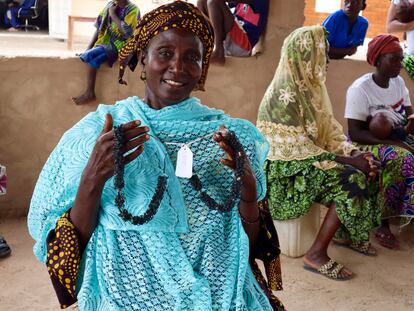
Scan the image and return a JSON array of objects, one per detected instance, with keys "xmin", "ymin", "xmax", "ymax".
[
  {"xmin": 118, "ymin": 1, "xmax": 214, "ymax": 91},
  {"xmin": 367, "ymin": 34, "xmax": 402, "ymax": 66}
]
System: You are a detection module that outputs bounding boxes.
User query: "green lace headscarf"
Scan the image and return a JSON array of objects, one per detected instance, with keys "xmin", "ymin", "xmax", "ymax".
[{"xmin": 257, "ymin": 25, "xmax": 355, "ymax": 162}]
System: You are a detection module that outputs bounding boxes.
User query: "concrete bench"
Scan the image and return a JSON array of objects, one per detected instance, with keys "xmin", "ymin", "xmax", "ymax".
[
  {"xmin": 67, "ymin": 15, "xmax": 96, "ymax": 50},
  {"xmin": 273, "ymin": 203, "xmax": 322, "ymax": 258}
]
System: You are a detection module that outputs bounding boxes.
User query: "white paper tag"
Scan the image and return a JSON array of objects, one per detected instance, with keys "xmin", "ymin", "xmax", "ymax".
[{"xmin": 175, "ymin": 145, "xmax": 193, "ymax": 178}]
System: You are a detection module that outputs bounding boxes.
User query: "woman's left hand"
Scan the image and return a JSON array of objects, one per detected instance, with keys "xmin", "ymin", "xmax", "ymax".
[
  {"xmin": 213, "ymin": 126, "xmax": 257, "ymax": 202},
  {"xmin": 108, "ymin": 3, "xmax": 125, "ymax": 34},
  {"xmin": 108, "ymin": 3, "xmax": 117, "ymax": 17},
  {"xmin": 351, "ymin": 151, "xmax": 381, "ymax": 180}
]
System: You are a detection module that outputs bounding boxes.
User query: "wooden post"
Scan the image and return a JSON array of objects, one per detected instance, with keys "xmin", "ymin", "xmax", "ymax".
[{"xmin": 67, "ymin": 16, "xmax": 96, "ymax": 50}]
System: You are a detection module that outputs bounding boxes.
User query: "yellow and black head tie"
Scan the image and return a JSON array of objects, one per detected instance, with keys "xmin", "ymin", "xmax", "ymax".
[{"xmin": 118, "ymin": 0, "xmax": 214, "ymax": 91}]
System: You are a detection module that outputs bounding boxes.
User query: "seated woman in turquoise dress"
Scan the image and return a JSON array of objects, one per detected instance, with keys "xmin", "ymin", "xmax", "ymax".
[
  {"xmin": 28, "ymin": 2, "xmax": 284, "ymax": 310},
  {"xmin": 257, "ymin": 26, "xmax": 381, "ymax": 281}
]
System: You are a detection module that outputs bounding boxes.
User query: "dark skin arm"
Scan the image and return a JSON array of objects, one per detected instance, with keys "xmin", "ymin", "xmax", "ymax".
[
  {"xmin": 213, "ymin": 126, "xmax": 260, "ymax": 259},
  {"xmin": 386, "ymin": 3, "xmax": 414, "ymax": 33},
  {"xmin": 69, "ymin": 114, "xmax": 150, "ymax": 251},
  {"xmin": 335, "ymin": 151, "xmax": 380, "ymax": 179},
  {"xmin": 348, "ymin": 118, "xmax": 414, "ymax": 154},
  {"xmin": 86, "ymin": 28, "xmax": 99, "ymax": 50},
  {"xmin": 108, "ymin": 2, "xmax": 125, "ymax": 35},
  {"xmin": 328, "ymin": 46, "xmax": 357, "ymax": 59}
]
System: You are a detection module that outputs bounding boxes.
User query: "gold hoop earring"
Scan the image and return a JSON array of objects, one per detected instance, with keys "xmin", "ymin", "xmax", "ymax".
[{"xmin": 140, "ymin": 70, "xmax": 146, "ymax": 81}]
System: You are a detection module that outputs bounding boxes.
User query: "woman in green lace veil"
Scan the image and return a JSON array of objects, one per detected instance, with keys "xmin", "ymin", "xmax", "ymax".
[{"xmin": 257, "ymin": 25, "xmax": 381, "ymax": 280}]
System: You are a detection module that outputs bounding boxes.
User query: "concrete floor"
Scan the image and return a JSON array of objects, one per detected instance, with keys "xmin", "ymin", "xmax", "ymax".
[{"xmin": 0, "ymin": 218, "xmax": 413, "ymax": 311}]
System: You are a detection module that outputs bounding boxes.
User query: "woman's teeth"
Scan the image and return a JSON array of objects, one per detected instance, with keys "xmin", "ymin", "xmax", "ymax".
[{"xmin": 165, "ymin": 80, "xmax": 184, "ymax": 86}]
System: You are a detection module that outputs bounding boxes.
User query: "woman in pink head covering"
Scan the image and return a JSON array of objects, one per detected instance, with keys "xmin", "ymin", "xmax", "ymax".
[{"xmin": 345, "ymin": 34, "xmax": 414, "ymax": 250}]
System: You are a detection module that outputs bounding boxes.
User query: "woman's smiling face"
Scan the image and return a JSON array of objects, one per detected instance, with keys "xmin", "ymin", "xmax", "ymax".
[{"xmin": 141, "ymin": 28, "xmax": 204, "ymax": 110}]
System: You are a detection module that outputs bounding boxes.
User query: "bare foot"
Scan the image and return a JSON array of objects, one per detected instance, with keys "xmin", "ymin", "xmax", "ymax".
[
  {"xmin": 7, "ymin": 27, "xmax": 19, "ymax": 32},
  {"xmin": 71, "ymin": 91, "xmax": 96, "ymax": 105},
  {"xmin": 304, "ymin": 251, "xmax": 353, "ymax": 280},
  {"xmin": 211, "ymin": 46, "xmax": 225, "ymax": 65}
]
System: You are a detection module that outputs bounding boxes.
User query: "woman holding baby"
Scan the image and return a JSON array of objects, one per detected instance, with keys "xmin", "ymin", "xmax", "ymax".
[{"xmin": 346, "ymin": 34, "xmax": 414, "ymax": 250}]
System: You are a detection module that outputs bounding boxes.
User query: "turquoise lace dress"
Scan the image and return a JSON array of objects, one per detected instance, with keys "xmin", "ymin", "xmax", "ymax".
[{"xmin": 28, "ymin": 97, "xmax": 284, "ymax": 310}]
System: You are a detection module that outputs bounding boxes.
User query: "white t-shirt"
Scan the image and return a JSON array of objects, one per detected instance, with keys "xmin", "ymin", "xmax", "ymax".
[
  {"xmin": 345, "ymin": 73, "xmax": 411, "ymax": 123},
  {"xmin": 392, "ymin": 0, "xmax": 414, "ymax": 54}
]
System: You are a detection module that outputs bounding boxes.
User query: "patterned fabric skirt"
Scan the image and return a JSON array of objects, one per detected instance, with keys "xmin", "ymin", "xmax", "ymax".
[
  {"xmin": 265, "ymin": 153, "xmax": 381, "ymax": 243},
  {"xmin": 358, "ymin": 144, "xmax": 414, "ymax": 225}
]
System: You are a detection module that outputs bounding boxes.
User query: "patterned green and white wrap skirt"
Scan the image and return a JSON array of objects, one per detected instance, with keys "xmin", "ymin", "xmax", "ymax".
[{"xmin": 265, "ymin": 153, "xmax": 381, "ymax": 243}]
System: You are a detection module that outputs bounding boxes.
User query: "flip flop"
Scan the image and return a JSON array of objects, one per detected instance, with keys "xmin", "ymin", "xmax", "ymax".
[
  {"xmin": 374, "ymin": 230, "xmax": 400, "ymax": 250},
  {"xmin": 304, "ymin": 259, "xmax": 353, "ymax": 281},
  {"xmin": 333, "ymin": 240, "xmax": 377, "ymax": 256}
]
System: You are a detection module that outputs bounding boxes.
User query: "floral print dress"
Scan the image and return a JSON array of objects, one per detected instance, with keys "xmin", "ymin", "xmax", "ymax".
[
  {"xmin": 359, "ymin": 144, "xmax": 414, "ymax": 224},
  {"xmin": 265, "ymin": 155, "xmax": 380, "ymax": 243}
]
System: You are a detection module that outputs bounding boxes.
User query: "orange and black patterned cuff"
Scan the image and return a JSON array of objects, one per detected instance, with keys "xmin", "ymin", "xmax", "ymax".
[
  {"xmin": 254, "ymin": 198, "xmax": 283, "ymax": 291},
  {"xmin": 252, "ymin": 261, "xmax": 285, "ymax": 311},
  {"xmin": 250, "ymin": 198, "xmax": 285, "ymax": 310},
  {"xmin": 46, "ymin": 212, "xmax": 80, "ymax": 309}
]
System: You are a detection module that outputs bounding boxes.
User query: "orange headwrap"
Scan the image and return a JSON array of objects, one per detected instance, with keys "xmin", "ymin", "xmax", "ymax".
[{"xmin": 367, "ymin": 34, "xmax": 402, "ymax": 66}]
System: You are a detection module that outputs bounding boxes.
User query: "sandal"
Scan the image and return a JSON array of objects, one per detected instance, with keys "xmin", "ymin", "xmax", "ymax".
[
  {"xmin": 333, "ymin": 240, "xmax": 377, "ymax": 256},
  {"xmin": 374, "ymin": 230, "xmax": 400, "ymax": 250},
  {"xmin": 0, "ymin": 235, "xmax": 11, "ymax": 258},
  {"xmin": 304, "ymin": 259, "xmax": 353, "ymax": 281}
]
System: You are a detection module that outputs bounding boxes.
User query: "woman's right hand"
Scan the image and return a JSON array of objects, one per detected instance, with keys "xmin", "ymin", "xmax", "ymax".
[{"xmin": 82, "ymin": 113, "xmax": 150, "ymax": 188}]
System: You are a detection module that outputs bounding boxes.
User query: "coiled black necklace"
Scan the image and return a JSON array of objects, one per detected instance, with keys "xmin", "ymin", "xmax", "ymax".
[
  {"xmin": 113, "ymin": 125, "xmax": 167, "ymax": 225},
  {"xmin": 189, "ymin": 130, "xmax": 246, "ymax": 213},
  {"xmin": 113, "ymin": 126, "xmax": 246, "ymax": 225}
]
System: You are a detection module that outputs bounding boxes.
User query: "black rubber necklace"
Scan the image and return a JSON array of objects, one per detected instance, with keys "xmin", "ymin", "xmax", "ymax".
[
  {"xmin": 113, "ymin": 125, "xmax": 167, "ymax": 225},
  {"xmin": 113, "ymin": 126, "xmax": 246, "ymax": 225}
]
